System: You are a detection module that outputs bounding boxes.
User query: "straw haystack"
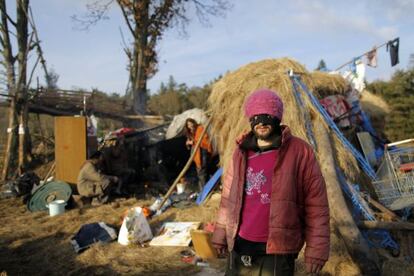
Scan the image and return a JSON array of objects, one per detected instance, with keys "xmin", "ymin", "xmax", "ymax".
[
  {"xmin": 207, "ymin": 58, "xmax": 380, "ymax": 274},
  {"xmin": 310, "ymin": 71, "xmax": 349, "ymax": 98},
  {"xmin": 360, "ymin": 90, "xmax": 390, "ymax": 135},
  {"xmin": 208, "ymin": 58, "xmax": 360, "ymax": 181}
]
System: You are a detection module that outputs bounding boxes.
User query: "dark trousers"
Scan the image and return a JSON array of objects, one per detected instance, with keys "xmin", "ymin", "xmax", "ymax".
[
  {"xmin": 225, "ymin": 250, "xmax": 295, "ymax": 276},
  {"xmin": 197, "ymin": 148, "xmax": 210, "ymax": 192}
]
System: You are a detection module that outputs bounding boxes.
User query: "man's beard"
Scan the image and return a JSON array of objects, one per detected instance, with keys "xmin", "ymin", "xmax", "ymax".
[
  {"xmin": 253, "ymin": 128, "xmax": 274, "ymax": 140},
  {"xmin": 253, "ymin": 123, "xmax": 282, "ymax": 141},
  {"xmin": 250, "ymin": 115, "xmax": 282, "ymax": 141}
]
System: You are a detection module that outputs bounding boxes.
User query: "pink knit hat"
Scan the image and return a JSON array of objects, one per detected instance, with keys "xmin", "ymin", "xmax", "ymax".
[{"xmin": 244, "ymin": 89, "xmax": 284, "ymax": 121}]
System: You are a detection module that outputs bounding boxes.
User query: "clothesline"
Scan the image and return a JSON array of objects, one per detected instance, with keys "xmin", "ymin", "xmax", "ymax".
[{"xmin": 334, "ymin": 37, "xmax": 398, "ymax": 71}]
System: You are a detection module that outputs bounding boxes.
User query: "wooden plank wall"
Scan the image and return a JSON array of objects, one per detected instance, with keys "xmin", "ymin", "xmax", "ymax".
[{"xmin": 55, "ymin": 116, "xmax": 87, "ymax": 184}]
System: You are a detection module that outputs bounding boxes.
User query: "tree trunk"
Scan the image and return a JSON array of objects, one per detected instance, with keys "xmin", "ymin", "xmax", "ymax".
[
  {"xmin": 131, "ymin": 0, "xmax": 149, "ymax": 115},
  {"xmin": 0, "ymin": 0, "xmax": 18, "ymax": 180},
  {"xmin": 313, "ymin": 121, "xmax": 381, "ymax": 275},
  {"xmin": 1, "ymin": 100, "xmax": 17, "ymax": 180},
  {"xmin": 16, "ymin": 0, "xmax": 30, "ymax": 172},
  {"xmin": 1, "ymin": 0, "xmax": 31, "ymax": 179}
]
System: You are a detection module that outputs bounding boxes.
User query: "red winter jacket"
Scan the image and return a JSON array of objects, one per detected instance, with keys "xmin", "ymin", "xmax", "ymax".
[{"xmin": 211, "ymin": 126, "xmax": 330, "ymax": 265}]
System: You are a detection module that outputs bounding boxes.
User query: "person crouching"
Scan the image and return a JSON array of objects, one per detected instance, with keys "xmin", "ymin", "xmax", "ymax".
[{"xmin": 77, "ymin": 150, "xmax": 121, "ymax": 206}]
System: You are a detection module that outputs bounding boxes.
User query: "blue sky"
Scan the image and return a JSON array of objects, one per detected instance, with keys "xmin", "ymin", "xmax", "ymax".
[{"xmin": 17, "ymin": 0, "xmax": 414, "ymax": 94}]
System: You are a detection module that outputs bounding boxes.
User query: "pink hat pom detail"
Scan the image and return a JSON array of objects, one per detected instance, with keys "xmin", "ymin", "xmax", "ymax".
[{"xmin": 244, "ymin": 89, "xmax": 284, "ymax": 121}]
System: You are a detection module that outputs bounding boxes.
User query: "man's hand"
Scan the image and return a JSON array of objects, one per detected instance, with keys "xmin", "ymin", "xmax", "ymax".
[{"xmin": 306, "ymin": 262, "xmax": 323, "ymax": 274}]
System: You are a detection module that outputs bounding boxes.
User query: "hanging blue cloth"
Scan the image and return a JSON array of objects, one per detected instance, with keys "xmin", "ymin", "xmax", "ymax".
[{"xmin": 349, "ymin": 57, "xmax": 359, "ymax": 75}]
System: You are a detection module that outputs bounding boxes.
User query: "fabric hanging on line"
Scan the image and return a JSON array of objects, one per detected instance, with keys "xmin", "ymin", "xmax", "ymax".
[
  {"xmin": 349, "ymin": 57, "xmax": 358, "ymax": 74},
  {"xmin": 366, "ymin": 47, "xmax": 377, "ymax": 67},
  {"xmin": 387, "ymin": 38, "xmax": 399, "ymax": 66},
  {"xmin": 343, "ymin": 59, "xmax": 366, "ymax": 93}
]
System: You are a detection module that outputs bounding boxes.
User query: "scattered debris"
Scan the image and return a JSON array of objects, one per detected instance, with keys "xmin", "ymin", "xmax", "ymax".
[
  {"xmin": 373, "ymin": 139, "xmax": 414, "ymax": 210},
  {"xmin": 190, "ymin": 230, "xmax": 217, "ymax": 259},
  {"xmin": 71, "ymin": 222, "xmax": 117, "ymax": 253},
  {"xmin": 149, "ymin": 222, "xmax": 200, "ymax": 247},
  {"xmin": 118, "ymin": 207, "xmax": 153, "ymax": 246},
  {"xmin": 27, "ymin": 180, "xmax": 72, "ymax": 212},
  {"xmin": 46, "ymin": 199, "xmax": 66, "ymax": 217},
  {"xmin": 196, "ymin": 168, "xmax": 222, "ymax": 205},
  {"xmin": 0, "ymin": 172, "xmax": 40, "ymax": 200}
]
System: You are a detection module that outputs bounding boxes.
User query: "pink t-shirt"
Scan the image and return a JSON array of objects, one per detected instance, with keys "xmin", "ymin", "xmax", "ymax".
[{"xmin": 238, "ymin": 149, "xmax": 277, "ymax": 242}]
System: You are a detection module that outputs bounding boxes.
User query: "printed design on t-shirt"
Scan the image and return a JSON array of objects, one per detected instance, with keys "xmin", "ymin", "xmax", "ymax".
[
  {"xmin": 260, "ymin": 193, "xmax": 271, "ymax": 204},
  {"xmin": 246, "ymin": 167, "xmax": 270, "ymax": 204}
]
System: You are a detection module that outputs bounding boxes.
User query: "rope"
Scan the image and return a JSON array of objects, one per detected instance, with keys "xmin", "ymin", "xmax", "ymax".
[
  {"xmin": 334, "ymin": 38, "xmax": 398, "ymax": 71},
  {"xmin": 290, "ymin": 75, "xmax": 317, "ymax": 149}
]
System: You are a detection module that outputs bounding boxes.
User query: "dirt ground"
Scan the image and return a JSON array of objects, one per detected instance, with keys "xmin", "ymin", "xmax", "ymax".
[
  {"xmin": 1, "ymin": 191, "xmax": 414, "ymax": 276},
  {"xmin": 0, "ymin": 192, "xmax": 225, "ymax": 276}
]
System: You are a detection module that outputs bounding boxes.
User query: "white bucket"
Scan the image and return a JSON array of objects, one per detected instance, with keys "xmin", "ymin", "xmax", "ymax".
[
  {"xmin": 47, "ymin": 200, "xmax": 66, "ymax": 217},
  {"xmin": 176, "ymin": 183, "xmax": 186, "ymax": 194}
]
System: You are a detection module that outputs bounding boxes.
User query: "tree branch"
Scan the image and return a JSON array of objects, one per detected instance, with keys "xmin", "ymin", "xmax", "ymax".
[
  {"xmin": 27, "ymin": 7, "xmax": 49, "ymax": 79},
  {"xmin": 116, "ymin": 0, "xmax": 135, "ymax": 37},
  {"xmin": 119, "ymin": 26, "xmax": 132, "ymax": 61},
  {"xmin": 191, "ymin": 0, "xmax": 232, "ymax": 26},
  {"xmin": 0, "ymin": 0, "xmax": 16, "ymax": 92},
  {"xmin": 0, "ymin": 1, "xmax": 16, "ymax": 27},
  {"xmin": 72, "ymin": 0, "xmax": 115, "ymax": 31},
  {"xmin": 27, "ymin": 54, "xmax": 40, "ymax": 87}
]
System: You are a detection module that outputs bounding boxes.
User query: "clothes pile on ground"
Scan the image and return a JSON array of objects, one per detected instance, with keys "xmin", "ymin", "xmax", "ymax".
[{"xmin": 0, "ymin": 172, "xmax": 40, "ymax": 201}]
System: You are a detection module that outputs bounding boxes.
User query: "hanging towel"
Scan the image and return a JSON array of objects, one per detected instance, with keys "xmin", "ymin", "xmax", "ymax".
[
  {"xmin": 366, "ymin": 47, "xmax": 377, "ymax": 67},
  {"xmin": 387, "ymin": 38, "xmax": 399, "ymax": 66}
]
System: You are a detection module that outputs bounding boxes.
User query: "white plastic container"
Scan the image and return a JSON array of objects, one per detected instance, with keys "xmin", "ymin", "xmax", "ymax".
[
  {"xmin": 176, "ymin": 183, "xmax": 186, "ymax": 194},
  {"xmin": 47, "ymin": 200, "xmax": 66, "ymax": 217}
]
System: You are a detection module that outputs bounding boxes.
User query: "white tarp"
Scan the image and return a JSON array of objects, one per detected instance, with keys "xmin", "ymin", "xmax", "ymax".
[{"xmin": 165, "ymin": 108, "xmax": 208, "ymax": 139}]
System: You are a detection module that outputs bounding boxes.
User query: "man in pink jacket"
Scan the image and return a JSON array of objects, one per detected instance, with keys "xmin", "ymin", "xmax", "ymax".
[{"xmin": 212, "ymin": 89, "xmax": 330, "ymax": 275}]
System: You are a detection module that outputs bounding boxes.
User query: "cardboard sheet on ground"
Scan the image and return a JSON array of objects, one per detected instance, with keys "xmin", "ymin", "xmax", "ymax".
[{"xmin": 149, "ymin": 222, "xmax": 200, "ymax": 246}]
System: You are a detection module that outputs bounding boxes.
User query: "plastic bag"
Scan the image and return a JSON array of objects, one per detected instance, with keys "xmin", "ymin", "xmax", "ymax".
[{"xmin": 118, "ymin": 207, "xmax": 153, "ymax": 245}]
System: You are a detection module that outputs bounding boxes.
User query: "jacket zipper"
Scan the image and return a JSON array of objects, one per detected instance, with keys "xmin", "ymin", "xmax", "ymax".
[{"xmin": 232, "ymin": 151, "xmax": 246, "ymax": 242}]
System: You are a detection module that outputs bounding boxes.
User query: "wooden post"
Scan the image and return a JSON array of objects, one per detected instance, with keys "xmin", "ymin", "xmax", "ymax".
[
  {"xmin": 364, "ymin": 194, "xmax": 401, "ymax": 221},
  {"xmin": 358, "ymin": 221, "xmax": 414, "ymax": 230},
  {"xmin": 313, "ymin": 121, "xmax": 381, "ymax": 275}
]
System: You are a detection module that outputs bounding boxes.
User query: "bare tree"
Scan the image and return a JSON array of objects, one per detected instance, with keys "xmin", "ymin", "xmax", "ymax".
[
  {"xmin": 0, "ymin": 0, "xmax": 32, "ymax": 180},
  {"xmin": 73, "ymin": 0, "xmax": 231, "ymax": 114}
]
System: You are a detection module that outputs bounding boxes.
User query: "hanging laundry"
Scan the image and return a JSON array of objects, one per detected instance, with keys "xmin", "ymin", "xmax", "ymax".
[
  {"xmin": 343, "ymin": 59, "xmax": 366, "ymax": 93},
  {"xmin": 387, "ymin": 38, "xmax": 399, "ymax": 66},
  {"xmin": 366, "ymin": 47, "xmax": 377, "ymax": 67},
  {"xmin": 349, "ymin": 58, "xmax": 358, "ymax": 74}
]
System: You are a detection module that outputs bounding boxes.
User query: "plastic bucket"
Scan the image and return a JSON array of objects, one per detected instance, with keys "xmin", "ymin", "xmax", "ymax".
[{"xmin": 47, "ymin": 200, "xmax": 66, "ymax": 217}]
